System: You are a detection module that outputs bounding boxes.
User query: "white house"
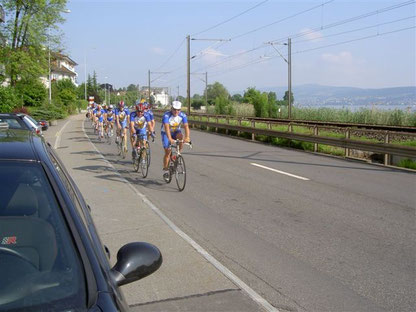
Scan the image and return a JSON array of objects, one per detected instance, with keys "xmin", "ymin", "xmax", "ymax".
[
  {"xmin": 153, "ymin": 87, "xmax": 169, "ymax": 107},
  {"xmin": 41, "ymin": 52, "xmax": 78, "ymax": 87}
]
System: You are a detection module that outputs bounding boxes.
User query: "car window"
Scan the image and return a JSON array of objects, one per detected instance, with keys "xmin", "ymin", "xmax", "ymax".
[
  {"xmin": 0, "ymin": 117, "xmax": 25, "ymax": 129},
  {"xmin": 23, "ymin": 116, "xmax": 37, "ymax": 129},
  {"xmin": 0, "ymin": 161, "xmax": 87, "ymax": 311},
  {"xmin": 25, "ymin": 115, "xmax": 39, "ymax": 125}
]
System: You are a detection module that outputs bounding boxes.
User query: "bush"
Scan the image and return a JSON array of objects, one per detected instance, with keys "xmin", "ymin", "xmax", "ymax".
[
  {"xmin": 397, "ymin": 158, "xmax": 416, "ymax": 170},
  {"xmin": 15, "ymin": 79, "xmax": 47, "ymax": 107},
  {"xmin": 0, "ymin": 86, "xmax": 20, "ymax": 112},
  {"xmin": 12, "ymin": 106, "xmax": 29, "ymax": 114},
  {"xmin": 30, "ymin": 106, "xmax": 67, "ymax": 121}
]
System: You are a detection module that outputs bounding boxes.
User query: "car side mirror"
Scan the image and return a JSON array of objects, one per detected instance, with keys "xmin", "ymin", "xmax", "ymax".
[{"xmin": 110, "ymin": 242, "xmax": 162, "ymax": 287}]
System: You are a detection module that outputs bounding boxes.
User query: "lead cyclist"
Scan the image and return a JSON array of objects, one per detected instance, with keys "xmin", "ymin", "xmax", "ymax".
[{"xmin": 161, "ymin": 101, "xmax": 190, "ymax": 180}]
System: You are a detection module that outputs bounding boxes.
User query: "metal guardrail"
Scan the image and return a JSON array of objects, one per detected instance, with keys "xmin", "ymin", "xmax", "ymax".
[{"xmin": 153, "ymin": 110, "xmax": 416, "ymax": 164}]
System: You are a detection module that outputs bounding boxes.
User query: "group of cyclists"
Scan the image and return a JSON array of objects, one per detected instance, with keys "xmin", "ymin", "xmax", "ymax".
[{"xmin": 87, "ymin": 99, "xmax": 190, "ymax": 180}]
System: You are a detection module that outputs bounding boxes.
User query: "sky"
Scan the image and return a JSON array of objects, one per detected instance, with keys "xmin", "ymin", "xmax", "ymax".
[{"xmin": 61, "ymin": 0, "xmax": 415, "ymax": 96}]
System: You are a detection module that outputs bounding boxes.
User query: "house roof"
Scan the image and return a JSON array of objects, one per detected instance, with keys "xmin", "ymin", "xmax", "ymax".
[
  {"xmin": 51, "ymin": 65, "xmax": 77, "ymax": 77},
  {"xmin": 51, "ymin": 52, "xmax": 78, "ymax": 66}
]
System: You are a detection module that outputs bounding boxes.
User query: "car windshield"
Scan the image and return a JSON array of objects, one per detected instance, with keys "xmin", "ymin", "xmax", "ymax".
[
  {"xmin": 0, "ymin": 162, "xmax": 87, "ymax": 312},
  {"xmin": 0, "ymin": 117, "xmax": 25, "ymax": 130}
]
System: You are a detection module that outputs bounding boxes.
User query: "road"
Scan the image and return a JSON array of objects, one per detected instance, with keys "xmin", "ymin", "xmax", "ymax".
[{"xmin": 53, "ymin": 114, "xmax": 415, "ymax": 312}]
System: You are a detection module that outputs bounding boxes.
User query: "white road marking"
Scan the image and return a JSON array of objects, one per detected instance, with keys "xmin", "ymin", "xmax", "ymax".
[
  {"xmin": 251, "ymin": 163, "xmax": 310, "ymax": 181},
  {"xmin": 54, "ymin": 120, "xmax": 71, "ymax": 149},
  {"xmin": 81, "ymin": 120, "xmax": 279, "ymax": 312}
]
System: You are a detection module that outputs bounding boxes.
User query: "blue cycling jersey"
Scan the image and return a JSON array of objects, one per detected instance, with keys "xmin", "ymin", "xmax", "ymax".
[
  {"xmin": 161, "ymin": 111, "xmax": 188, "ymax": 133},
  {"xmin": 130, "ymin": 111, "xmax": 151, "ymax": 131}
]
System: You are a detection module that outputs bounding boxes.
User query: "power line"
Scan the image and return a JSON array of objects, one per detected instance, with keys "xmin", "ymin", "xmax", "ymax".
[
  {"xmin": 154, "ymin": 37, "xmax": 186, "ymax": 71},
  {"xmin": 191, "ymin": 0, "xmax": 269, "ymax": 37},
  {"xmin": 231, "ymin": 0, "xmax": 335, "ymax": 40},
  {"xmin": 192, "ymin": 2, "xmax": 414, "ymax": 73},
  {"xmin": 293, "ymin": 15, "xmax": 415, "ymax": 44},
  {"xmin": 209, "ymin": 26, "xmax": 415, "ymax": 78},
  {"xmin": 271, "ymin": 0, "xmax": 415, "ymax": 43},
  {"xmin": 191, "ymin": 0, "xmax": 336, "ymax": 69}
]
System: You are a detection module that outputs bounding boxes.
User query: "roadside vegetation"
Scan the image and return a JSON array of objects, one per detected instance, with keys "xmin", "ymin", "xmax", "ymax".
[{"xmin": 181, "ymin": 82, "xmax": 415, "ymax": 170}]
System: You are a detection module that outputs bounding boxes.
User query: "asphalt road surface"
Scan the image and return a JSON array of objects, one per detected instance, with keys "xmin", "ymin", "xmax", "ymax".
[{"xmin": 55, "ymin": 115, "xmax": 415, "ymax": 312}]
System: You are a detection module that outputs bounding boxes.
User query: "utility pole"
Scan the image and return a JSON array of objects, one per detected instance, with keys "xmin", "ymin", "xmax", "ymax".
[
  {"xmin": 84, "ymin": 54, "xmax": 87, "ymax": 100},
  {"xmin": 288, "ymin": 38, "xmax": 292, "ymax": 120},
  {"xmin": 205, "ymin": 71, "xmax": 208, "ymax": 107},
  {"xmin": 148, "ymin": 69, "xmax": 151, "ymax": 103},
  {"xmin": 186, "ymin": 35, "xmax": 191, "ymax": 115},
  {"xmin": 177, "ymin": 86, "xmax": 179, "ymax": 100},
  {"xmin": 266, "ymin": 37, "xmax": 292, "ymax": 120}
]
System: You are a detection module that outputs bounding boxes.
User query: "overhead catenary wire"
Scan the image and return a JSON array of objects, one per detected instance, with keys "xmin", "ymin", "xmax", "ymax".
[
  {"xmin": 208, "ymin": 26, "xmax": 415, "ymax": 78},
  {"xmin": 293, "ymin": 15, "xmax": 415, "ymax": 44},
  {"xmin": 270, "ymin": 0, "xmax": 415, "ymax": 43},
  {"xmin": 191, "ymin": 0, "xmax": 270, "ymax": 37},
  {"xmin": 192, "ymin": 1, "xmax": 415, "ymax": 73},
  {"xmin": 190, "ymin": 0, "xmax": 336, "ymax": 68},
  {"xmin": 154, "ymin": 37, "xmax": 186, "ymax": 71},
  {"xmin": 230, "ymin": 0, "xmax": 336, "ymax": 40}
]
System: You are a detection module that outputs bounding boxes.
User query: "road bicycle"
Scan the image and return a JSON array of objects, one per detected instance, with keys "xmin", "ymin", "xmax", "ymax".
[
  {"xmin": 164, "ymin": 140, "xmax": 192, "ymax": 192},
  {"xmin": 132, "ymin": 135, "xmax": 150, "ymax": 178},
  {"xmin": 103, "ymin": 122, "xmax": 113, "ymax": 145},
  {"xmin": 116, "ymin": 131, "xmax": 128, "ymax": 159}
]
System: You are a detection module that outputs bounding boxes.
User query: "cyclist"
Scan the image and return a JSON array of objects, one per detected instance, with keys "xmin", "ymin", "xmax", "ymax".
[
  {"xmin": 161, "ymin": 100, "xmax": 190, "ymax": 180},
  {"xmin": 115, "ymin": 101, "xmax": 130, "ymax": 151},
  {"xmin": 93, "ymin": 104, "xmax": 105, "ymax": 139},
  {"xmin": 105, "ymin": 104, "xmax": 115, "ymax": 137},
  {"xmin": 130, "ymin": 102, "xmax": 154, "ymax": 159},
  {"xmin": 144, "ymin": 101, "xmax": 156, "ymax": 137}
]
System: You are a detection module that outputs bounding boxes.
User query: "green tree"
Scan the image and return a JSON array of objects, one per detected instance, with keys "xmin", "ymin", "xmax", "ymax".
[
  {"xmin": 243, "ymin": 87, "xmax": 259, "ymax": 104},
  {"xmin": 231, "ymin": 93, "xmax": 243, "ymax": 103},
  {"xmin": 1, "ymin": 0, "xmax": 68, "ymax": 86},
  {"xmin": 205, "ymin": 82, "xmax": 229, "ymax": 105},
  {"xmin": 283, "ymin": 90, "xmax": 294, "ymax": 105},
  {"xmin": 15, "ymin": 78, "xmax": 47, "ymax": 107},
  {"xmin": 127, "ymin": 84, "xmax": 138, "ymax": 92},
  {"xmin": 0, "ymin": 86, "xmax": 20, "ymax": 112},
  {"xmin": 267, "ymin": 92, "xmax": 277, "ymax": 117}
]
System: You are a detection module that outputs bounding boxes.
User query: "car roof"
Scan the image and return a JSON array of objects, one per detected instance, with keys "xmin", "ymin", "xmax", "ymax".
[{"xmin": 0, "ymin": 128, "xmax": 43, "ymax": 161}]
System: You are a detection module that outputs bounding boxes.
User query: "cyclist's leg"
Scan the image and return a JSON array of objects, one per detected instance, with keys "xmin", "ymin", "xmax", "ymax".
[
  {"xmin": 161, "ymin": 132, "xmax": 171, "ymax": 170},
  {"xmin": 175, "ymin": 131, "xmax": 184, "ymax": 152}
]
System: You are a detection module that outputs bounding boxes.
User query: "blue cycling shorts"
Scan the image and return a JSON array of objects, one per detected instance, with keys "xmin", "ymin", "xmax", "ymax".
[
  {"xmin": 161, "ymin": 130, "xmax": 181, "ymax": 149},
  {"xmin": 135, "ymin": 128, "xmax": 148, "ymax": 141}
]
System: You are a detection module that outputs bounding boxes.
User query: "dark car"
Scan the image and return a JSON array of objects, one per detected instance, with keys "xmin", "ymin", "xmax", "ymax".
[
  {"xmin": 0, "ymin": 128, "xmax": 162, "ymax": 311},
  {"xmin": 0, "ymin": 113, "xmax": 44, "ymax": 135},
  {"xmin": 38, "ymin": 119, "xmax": 49, "ymax": 131}
]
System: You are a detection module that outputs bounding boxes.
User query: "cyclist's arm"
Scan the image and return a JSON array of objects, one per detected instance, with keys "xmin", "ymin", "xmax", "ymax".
[
  {"xmin": 183, "ymin": 123, "xmax": 190, "ymax": 142},
  {"xmin": 130, "ymin": 121, "xmax": 135, "ymax": 136}
]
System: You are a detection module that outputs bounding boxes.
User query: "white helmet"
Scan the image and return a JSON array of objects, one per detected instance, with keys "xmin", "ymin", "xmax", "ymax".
[
  {"xmin": 172, "ymin": 101, "xmax": 182, "ymax": 110},
  {"xmin": 109, "ymin": 104, "xmax": 114, "ymax": 109}
]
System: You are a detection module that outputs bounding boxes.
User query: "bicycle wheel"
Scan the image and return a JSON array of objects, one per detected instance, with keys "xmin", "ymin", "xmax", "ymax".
[
  {"xmin": 121, "ymin": 137, "xmax": 127, "ymax": 159},
  {"xmin": 175, "ymin": 155, "xmax": 186, "ymax": 191},
  {"xmin": 133, "ymin": 150, "xmax": 139, "ymax": 172},
  {"xmin": 140, "ymin": 149, "xmax": 149, "ymax": 178},
  {"xmin": 145, "ymin": 141, "xmax": 151, "ymax": 166}
]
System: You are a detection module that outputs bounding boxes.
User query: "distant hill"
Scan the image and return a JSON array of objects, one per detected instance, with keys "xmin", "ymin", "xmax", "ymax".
[{"xmin": 233, "ymin": 84, "xmax": 416, "ymax": 110}]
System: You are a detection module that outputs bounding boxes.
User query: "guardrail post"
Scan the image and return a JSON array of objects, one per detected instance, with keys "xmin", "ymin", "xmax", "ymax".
[
  {"xmin": 288, "ymin": 122, "xmax": 293, "ymax": 132},
  {"xmin": 314, "ymin": 126, "xmax": 319, "ymax": 152},
  {"xmin": 267, "ymin": 121, "xmax": 272, "ymax": 130},
  {"xmin": 207, "ymin": 116, "xmax": 210, "ymax": 131},
  {"xmin": 345, "ymin": 128, "xmax": 350, "ymax": 157},
  {"xmin": 226, "ymin": 117, "xmax": 229, "ymax": 135},
  {"xmin": 238, "ymin": 118, "xmax": 241, "ymax": 136},
  {"xmin": 216, "ymin": 117, "xmax": 218, "ymax": 132},
  {"xmin": 252, "ymin": 121, "xmax": 255, "ymax": 141},
  {"xmin": 384, "ymin": 131, "xmax": 391, "ymax": 166}
]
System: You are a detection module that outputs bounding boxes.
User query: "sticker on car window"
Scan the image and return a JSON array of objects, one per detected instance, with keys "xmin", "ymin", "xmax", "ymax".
[{"xmin": 1, "ymin": 236, "xmax": 17, "ymax": 245}]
